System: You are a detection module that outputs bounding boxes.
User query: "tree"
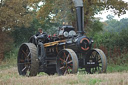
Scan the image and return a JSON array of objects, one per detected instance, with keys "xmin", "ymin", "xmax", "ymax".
[
  {"xmin": 36, "ymin": 0, "xmax": 128, "ymax": 33},
  {"xmin": 0, "ymin": 0, "xmax": 34, "ymax": 30},
  {"xmin": 0, "ymin": 0, "xmax": 36, "ymax": 54},
  {"xmin": 103, "ymin": 18, "xmax": 128, "ymax": 32},
  {"xmin": 0, "ymin": 30, "xmax": 13, "ymax": 54}
]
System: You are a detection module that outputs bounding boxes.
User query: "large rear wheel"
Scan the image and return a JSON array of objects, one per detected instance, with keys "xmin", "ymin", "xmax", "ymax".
[
  {"xmin": 17, "ymin": 43, "xmax": 39, "ymax": 76},
  {"xmin": 56, "ymin": 49, "xmax": 78, "ymax": 75}
]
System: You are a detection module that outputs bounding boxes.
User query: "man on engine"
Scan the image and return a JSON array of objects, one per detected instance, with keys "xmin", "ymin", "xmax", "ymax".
[
  {"xmin": 35, "ymin": 28, "xmax": 49, "ymax": 43},
  {"xmin": 36, "ymin": 28, "xmax": 47, "ymax": 36}
]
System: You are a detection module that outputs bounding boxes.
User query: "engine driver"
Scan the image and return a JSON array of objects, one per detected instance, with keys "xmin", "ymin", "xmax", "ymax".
[{"xmin": 36, "ymin": 28, "xmax": 47, "ymax": 36}]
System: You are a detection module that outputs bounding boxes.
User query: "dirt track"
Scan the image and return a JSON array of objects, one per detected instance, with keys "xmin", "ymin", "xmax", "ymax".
[{"xmin": 0, "ymin": 67, "xmax": 128, "ymax": 85}]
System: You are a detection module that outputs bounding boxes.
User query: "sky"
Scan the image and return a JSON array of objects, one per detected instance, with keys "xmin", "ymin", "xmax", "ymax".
[{"xmin": 95, "ymin": 0, "xmax": 128, "ymax": 21}]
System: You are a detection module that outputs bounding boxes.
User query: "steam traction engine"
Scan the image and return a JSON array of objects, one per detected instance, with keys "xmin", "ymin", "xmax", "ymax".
[{"xmin": 17, "ymin": 0, "xmax": 107, "ymax": 76}]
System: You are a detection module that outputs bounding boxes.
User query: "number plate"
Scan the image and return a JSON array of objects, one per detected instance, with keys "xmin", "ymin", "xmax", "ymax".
[{"xmin": 87, "ymin": 62, "xmax": 95, "ymax": 64}]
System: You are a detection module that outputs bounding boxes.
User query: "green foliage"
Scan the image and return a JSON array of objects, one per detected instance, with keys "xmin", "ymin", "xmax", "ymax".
[
  {"xmin": 36, "ymin": 0, "xmax": 128, "ymax": 32},
  {"xmin": 41, "ymin": 17, "xmax": 60, "ymax": 35},
  {"xmin": 0, "ymin": 31, "xmax": 13, "ymax": 53},
  {"xmin": 93, "ymin": 27, "xmax": 128, "ymax": 49},
  {"xmin": 108, "ymin": 53, "xmax": 128, "ymax": 65},
  {"xmin": 92, "ymin": 19, "xmax": 128, "ymax": 68},
  {"xmin": 107, "ymin": 64, "xmax": 128, "ymax": 73},
  {"xmin": 0, "ymin": 0, "xmax": 33, "ymax": 30},
  {"xmin": 0, "ymin": 47, "xmax": 18, "ymax": 70},
  {"xmin": 104, "ymin": 18, "xmax": 128, "ymax": 32},
  {"xmin": 87, "ymin": 20, "xmax": 103, "ymax": 36},
  {"xmin": 0, "ymin": 0, "xmax": 36, "ymax": 54},
  {"xmin": 11, "ymin": 27, "xmax": 36, "ymax": 46}
]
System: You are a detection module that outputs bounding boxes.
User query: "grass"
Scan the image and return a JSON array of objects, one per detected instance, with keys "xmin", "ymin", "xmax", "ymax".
[
  {"xmin": 0, "ymin": 57, "xmax": 17, "ymax": 70},
  {"xmin": 0, "ymin": 58, "xmax": 127, "ymax": 85},
  {"xmin": 0, "ymin": 68, "xmax": 127, "ymax": 85},
  {"xmin": 107, "ymin": 64, "xmax": 128, "ymax": 73},
  {"xmin": 88, "ymin": 78, "xmax": 102, "ymax": 85},
  {"xmin": 0, "ymin": 47, "xmax": 18, "ymax": 70},
  {"xmin": 0, "ymin": 49, "xmax": 128, "ymax": 85},
  {"xmin": 0, "ymin": 54, "xmax": 17, "ymax": 70}
]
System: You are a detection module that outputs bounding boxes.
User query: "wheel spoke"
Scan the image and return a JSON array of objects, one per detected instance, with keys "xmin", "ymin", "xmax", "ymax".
[
  {"xmin": 60, "ymin": 58, "xmax": 65, "ymax": 62},
  {"xmin": 92, "ymin": 52, "xmax": 96, "ymax": 58},
  {"xmin": 67, "ymin": 60, "xmax": 72, "ymax": 64},
  {"xmin": 22, "ymin": 66, "xmax": 28, "ymax": 72},
  {"xmin": 57, "ymin": 49, "xmax": 78, "ymax": 75},
  {"xmin": 26, "ymin": 52, "xmax": 31, "ymax": 58},
  {"xmin": 22, "ymin": 50, "xmax": 27, "ymax": 57},
  {"xmin": 63, "ymin": 52, "xmax": 66, "ymax": 58},
  {"xmin": 95, "ymin": 53, "xmax": 99, "ymax": 61},
  {"xmin": 66, "ymin": 54, "xmax": 70, "ymax": 62},
  {"xmin": 92, "ymin": 54, "xmax": 95, "ymax": 58},
  {"xmin": 85, "ymin": 49, "xmax": 107, "ymax": 74},
  {"xmin": 60, "ymin": 66, "xmax": 65, "ymax": 70},
  {"xmin": 64, "ymin": 68, "xmax": 68, "ymax": 75},
  {"xmin": 98, "ymin": 58, "xmax": 101, "ymax": 61},
  {"xmin": 22, "ymin": 50, "xmax": 28, "ymax": 57},
  {"xmin": 95, "ymin": 53, "xmax": 99, "ymax": 60},
  {"xmin": 95, "ymin": 52, "xmax": 98, "ymax": 57}
]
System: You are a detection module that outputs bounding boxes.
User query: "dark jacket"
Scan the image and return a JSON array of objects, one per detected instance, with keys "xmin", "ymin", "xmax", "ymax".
[{"xmin": 36, "ymin": 32, "xmax": 47, "ymax": 36}]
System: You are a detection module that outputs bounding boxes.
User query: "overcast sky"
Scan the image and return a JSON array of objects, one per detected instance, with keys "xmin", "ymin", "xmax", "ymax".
[{"xmin": 95, "ymin": 0, "xmax": 128, "ymax": 21}]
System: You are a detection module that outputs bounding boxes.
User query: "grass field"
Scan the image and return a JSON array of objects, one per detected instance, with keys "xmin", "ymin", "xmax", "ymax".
[
  {"xmin": 0, "ymin": 67, "xmax": 128, "ymax": 85},
  {"xmin": 0, "ymin": 56, "xmax": 128, "ymax": 85}
]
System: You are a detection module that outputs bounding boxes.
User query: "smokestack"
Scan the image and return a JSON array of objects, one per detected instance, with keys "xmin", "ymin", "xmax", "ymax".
[
  {"xmin": 76, "ymin": 7, "xmax": 84, "ymax": 36},
  {"xmin": 73, "ymin": 0, "xmax": 84, "ymax": 36}
]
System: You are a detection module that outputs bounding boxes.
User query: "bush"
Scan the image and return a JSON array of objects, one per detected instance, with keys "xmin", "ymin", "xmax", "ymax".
[
  {"xmin": 92, "ymin": 28, "xmax": 128, "ymax": 65},
  {"xmin": 93, "ymin": 28, "xmax": 128, "ymax": 49}
]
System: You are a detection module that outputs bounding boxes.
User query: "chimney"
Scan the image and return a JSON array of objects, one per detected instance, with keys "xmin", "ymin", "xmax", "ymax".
[{"xmin": 73, "ymin": 0, "xmax": 84, "ymax": 36}]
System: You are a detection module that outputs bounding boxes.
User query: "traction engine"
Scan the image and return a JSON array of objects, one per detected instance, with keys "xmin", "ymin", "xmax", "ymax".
[{"xmin": 17, "ymin": 0, "xmax": 107, "ymax": 76}]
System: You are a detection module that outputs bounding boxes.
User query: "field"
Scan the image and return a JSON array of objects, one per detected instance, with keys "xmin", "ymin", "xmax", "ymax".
[
  {"xmin": 0, "ymin": 57, "xmax": 128, "ymax": 85},
  {"xmin": 0, "ymin": 67, "xmax": 127, "ymax": 85}
]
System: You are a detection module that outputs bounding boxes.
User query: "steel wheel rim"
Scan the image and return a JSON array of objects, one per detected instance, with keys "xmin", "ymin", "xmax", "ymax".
[
  {"xmin": 18, "ymin": 45, "xmax": 31, "ymax": 76},
  {"xmin": 58, "ymin": 50, "xmax": 73, "ymax": 75},
  {"xmin": 86, "ymin": 49, "xmax": 107, "ymax": 74},
  {"xmin": 57, "ymin": 49, "xmax": 78, "ymax": 75},
  {"xmin": 89, "ymin": 51, "xmax": 102, "ymax": 73}
]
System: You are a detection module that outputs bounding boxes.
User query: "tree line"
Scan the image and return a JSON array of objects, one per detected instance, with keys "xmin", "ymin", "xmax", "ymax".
[{"xmin": 0, "ymin": 0, "xmax": 128, "ymax": 57}]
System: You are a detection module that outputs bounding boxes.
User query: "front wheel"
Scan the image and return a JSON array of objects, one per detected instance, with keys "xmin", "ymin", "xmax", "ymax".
[
  {"xmin": 56, "ymin": 49, "xmax": 78, "ymax": 75},
  {"xmin": 85, "ymin": 48, "xmax": 107, "ymax": 74}
]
